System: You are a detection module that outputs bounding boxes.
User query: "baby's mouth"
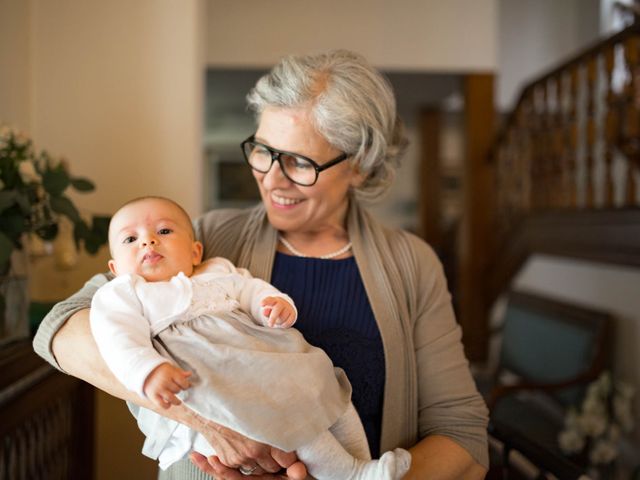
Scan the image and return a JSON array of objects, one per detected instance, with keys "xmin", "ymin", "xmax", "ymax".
[{"xmin": 142, "ymin": 251, "xmax": 163, "ymax": 264}]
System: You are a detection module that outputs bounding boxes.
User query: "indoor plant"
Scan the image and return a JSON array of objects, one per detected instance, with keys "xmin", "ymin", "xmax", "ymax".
[{"xmin": 0, "ymin": 125, "xmax": 109, "ymax": 342}]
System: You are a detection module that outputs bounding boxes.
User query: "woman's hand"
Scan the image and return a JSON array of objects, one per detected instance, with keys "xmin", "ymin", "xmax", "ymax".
[
  {"xmin": 190, "ymin": 452, "xmax": 307, "ymax": 479},
  {"xmin": 184, "ymin": 409, "xmax": 307, "ymax": 478}
]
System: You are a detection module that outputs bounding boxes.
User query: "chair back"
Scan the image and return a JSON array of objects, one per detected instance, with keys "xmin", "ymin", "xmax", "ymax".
[{"xmin": 497, "ymin": 291, "xmax": 612, "ymax": 406}]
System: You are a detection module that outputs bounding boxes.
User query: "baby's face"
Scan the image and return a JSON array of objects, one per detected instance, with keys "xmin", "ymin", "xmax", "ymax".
[{"xmin": 108, "ymin": 198, "xmax": 202, "ymax": 282}]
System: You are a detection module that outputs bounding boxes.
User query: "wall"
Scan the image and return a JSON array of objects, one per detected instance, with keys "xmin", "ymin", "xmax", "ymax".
[
  {"xmin": 0, "ymin": 1, "xmax": 205, "ymax": 478},
  {"xmin": 206, "ymin": 0, "xmax": 497, "ymax": 72},
  {"xmin": 0, "ymin": 0, "xmax": 31, "ymax": 130},
  {"xmin": 497, "ymin": 0, "xmax": 601, "ymax": 110}
]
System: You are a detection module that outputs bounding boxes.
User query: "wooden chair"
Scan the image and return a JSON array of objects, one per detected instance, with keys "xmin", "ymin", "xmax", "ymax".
[{"xmin": 481, "ymin": 291, "xmax": 613, "ymax": 480}]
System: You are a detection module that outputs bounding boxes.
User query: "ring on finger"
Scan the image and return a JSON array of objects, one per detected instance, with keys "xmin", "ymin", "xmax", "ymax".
[{"xmin": 238, "ymin": 465, "xmax": 258, "ymax": 475}]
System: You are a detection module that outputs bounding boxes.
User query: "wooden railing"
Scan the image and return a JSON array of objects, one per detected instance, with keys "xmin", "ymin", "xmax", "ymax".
[{"xmin": 488, "ymin": 22, "xmax": 640, "ymax": 300}]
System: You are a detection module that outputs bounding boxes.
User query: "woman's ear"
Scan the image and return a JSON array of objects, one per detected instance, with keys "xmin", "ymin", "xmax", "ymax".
[
  {"xmin": 349, "ymin": 163, "xmax": 366, "ymax": 188},
  {"xmin": 192, "ymin": 241, "xmax": 204, "ymax": 265}
]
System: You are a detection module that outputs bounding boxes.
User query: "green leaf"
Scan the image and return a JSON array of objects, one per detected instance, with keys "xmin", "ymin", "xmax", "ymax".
[
  {"xmin": 50, "ymin": 195, "xmax": 82, "ymax": 224},
  {"xmin": 0, "ymin": 231, "xmax": 14, "ymax": 267},
  {"xmin": 73, "ymin": 215, "xmax": 110, "ymax": 255},
  {"xmin": 14, "ymin": 192, "xmax": 31, "ymax": 215},
  {"xmin": 0, "ymin": 212, "xmax": 27, "ymax": 242},
  {"xmin": 0, "ymin": 191, "xmax": 17, "ymax": 213},
  {"xmin": 70, "ymin": 177, "xmax": 95, "ymax": 192},
  {"xmin": 42, "ymin": 167, "xmax": 70, "ymax": 197},
  {"xmin": 92, "ymin": 215, "xmax": 111, "ymax": 237}
]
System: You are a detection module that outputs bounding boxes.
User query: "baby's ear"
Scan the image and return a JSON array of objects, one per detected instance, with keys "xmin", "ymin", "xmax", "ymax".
[
  {"xmin": 192, "ymin": 241, "xmax": 204, "ymax": 265},
  {"xmin": 107, "ymin": 259, "xmax": 118, "ymax": 275}
]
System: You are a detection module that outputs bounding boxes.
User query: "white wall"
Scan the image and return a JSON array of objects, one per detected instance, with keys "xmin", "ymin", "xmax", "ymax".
[
  {"xmin": 206, "ymin": 0, "xmax": 498, "ymax": 72},
  {"xmin": 0, "ymin": 0, "xmax": 31, "ymax": 131},
  {"xmin": 22, "ymin": 0, "xmax": 205, "ymax": 304},
  {"xmin": 497, "ymin": 0, "xmax": 601, "ymax": 110},
  {"xmin": 30, "ymin": 0, "xmax": 204, "ymax": 218}
]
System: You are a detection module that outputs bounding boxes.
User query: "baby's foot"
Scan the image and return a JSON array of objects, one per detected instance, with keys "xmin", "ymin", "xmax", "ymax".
[{"xmin": 354, "ymin": 448, "xmax": 411, "ymax": 480}]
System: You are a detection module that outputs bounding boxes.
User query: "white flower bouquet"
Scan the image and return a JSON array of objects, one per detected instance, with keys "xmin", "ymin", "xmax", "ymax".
[{"xmin": 558, "ymin": 371, "xmax": 635, "ymax": 468}]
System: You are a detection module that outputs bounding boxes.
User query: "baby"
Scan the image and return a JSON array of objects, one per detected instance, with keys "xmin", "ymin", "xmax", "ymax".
[{"xmin": 90, "ymin": 196, "xmax": 411, "ymax": 479}]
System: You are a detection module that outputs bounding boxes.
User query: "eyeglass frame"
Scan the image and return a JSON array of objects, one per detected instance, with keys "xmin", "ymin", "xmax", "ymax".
[{"xmin": 240, "ymin": 135, "xmax": 350, "ymax": 186}]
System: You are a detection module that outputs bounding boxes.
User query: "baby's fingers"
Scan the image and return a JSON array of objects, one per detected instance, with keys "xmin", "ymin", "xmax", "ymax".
[
  {"xmin": 268, "ymin": 303, "xmax": 286, "ymax": 327},
  {"xmin": 152, "ymin": 392, "xmax": 173, "ymax": 409},
  {"xmin": 175, "ymin": 370, "xmax": 192, "ymax": 389}
]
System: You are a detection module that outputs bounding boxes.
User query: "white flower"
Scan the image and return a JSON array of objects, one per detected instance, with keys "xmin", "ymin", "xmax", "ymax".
[
  {"xmin": 558, "ymin": 428, "xmax": 586, "ymax": 454},
  {"xmin": 18, "ymin": 160, "xmax": 40, "ymax": 183},
  {"xmin": 582, "ymin": 393, "xmax": 606, "ymax": 415},
  {"xmin": 13, "ymin": 131, "xmax": 29, "ymax": 147},
  {"xmin": 564, "ymin": 407, "xmax": 581, "ymax": 429},
  {"xmin": 578, "ymin": 410, "xmax": 608, "ymax": 437},
  {"xmin": 0, "ymin": 125, "xmax": 11, "ymax": 139},
  {"xmin": 589, "ymin": 438, "xmax": 619, "ymax": 465}
]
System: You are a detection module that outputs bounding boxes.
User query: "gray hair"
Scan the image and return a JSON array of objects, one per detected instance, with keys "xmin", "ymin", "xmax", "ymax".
[{"xmin": 246, "ymin": 50, "xmax": 408, "ymax": 200}]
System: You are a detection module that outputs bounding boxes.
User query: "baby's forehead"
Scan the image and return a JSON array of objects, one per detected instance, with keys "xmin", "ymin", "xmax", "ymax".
[{"xmin": 109, "ymin": 199, "xmax": 191, "ymax": 235}]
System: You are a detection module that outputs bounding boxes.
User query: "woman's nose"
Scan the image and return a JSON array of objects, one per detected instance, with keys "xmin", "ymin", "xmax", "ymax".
[{"xmin": 261, "ymin": 160, "xmax": 291, "ymax": 188}]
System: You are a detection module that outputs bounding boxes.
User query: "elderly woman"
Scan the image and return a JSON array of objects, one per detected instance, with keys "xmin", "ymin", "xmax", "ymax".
[{"xmin": 34, "ymin": 50, "xmax": 488, "ymax": 480}]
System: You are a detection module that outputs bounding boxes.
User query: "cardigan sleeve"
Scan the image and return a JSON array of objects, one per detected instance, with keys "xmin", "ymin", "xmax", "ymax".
[
  {"xmin": 33, "ymin": 272, "xmax": 112, "ymax": 371},
  {"xmin": 409, "ymin": 235, "xmax": 489, "ymax": 468}
]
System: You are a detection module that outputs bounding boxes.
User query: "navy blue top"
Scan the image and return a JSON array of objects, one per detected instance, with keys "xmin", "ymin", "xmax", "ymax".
[{"xmin": 270, "ymin": 252, "xmax": 385, "ymax": 457}]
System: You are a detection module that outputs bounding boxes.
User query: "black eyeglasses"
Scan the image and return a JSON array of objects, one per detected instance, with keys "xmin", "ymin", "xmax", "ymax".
[{"xmin": 240, "ymin": 135, "xmax": 349, "ymax": 186}]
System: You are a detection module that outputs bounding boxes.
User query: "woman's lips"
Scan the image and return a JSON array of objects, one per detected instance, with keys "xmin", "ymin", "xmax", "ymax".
[{"xmin": 271, "ymin": 193, "xmax": 303, "ymax": 209}]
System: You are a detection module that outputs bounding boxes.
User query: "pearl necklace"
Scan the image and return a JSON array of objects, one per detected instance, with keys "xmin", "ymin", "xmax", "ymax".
[{"xmin": 279, "ymin": 235, "xmax": 352, "ymax": 260}]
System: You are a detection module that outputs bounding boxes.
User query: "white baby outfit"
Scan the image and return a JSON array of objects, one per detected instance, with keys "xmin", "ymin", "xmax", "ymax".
[{"xmin": 91, "ymin": 257, "xmax": 411, "ymax": 478}]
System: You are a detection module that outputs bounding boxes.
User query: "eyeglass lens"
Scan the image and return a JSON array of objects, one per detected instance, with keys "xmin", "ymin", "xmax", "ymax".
[{"xmin": 242, "ymin": 141, "xmax": 317, "ymax": 186}]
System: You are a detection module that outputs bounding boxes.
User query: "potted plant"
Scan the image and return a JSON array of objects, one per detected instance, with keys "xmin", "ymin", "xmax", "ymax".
[{"xmin": 0, "ymin": 126, "xmax": 109, "ymax": 344}]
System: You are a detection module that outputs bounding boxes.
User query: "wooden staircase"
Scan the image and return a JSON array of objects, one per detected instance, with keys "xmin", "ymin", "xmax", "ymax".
[{"xmin": 456, "ymin": 19, "xmax": 640, "ymax": 361}]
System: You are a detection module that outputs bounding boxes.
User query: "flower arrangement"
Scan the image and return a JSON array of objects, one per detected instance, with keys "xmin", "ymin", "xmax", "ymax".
[
  {"xmin": 558, "ymin": 371, "xmax": 635, "ymax": 470},
  {"xmin": 0, "ymin": 125, "xmax": 109, "ymax": 284}
]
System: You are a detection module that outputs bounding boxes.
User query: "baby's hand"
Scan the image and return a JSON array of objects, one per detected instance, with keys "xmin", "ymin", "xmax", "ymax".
[
  {"xmin": 143, "ymin": 362, "xmax": 192, "ymax": 409},
  {"xmin": 261, "ymin": 296, "xmax": 296, "ymax": 328}
]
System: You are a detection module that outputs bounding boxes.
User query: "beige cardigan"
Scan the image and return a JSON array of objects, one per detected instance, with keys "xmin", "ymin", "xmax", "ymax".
[{"xmin": 33, "ymin": 201, "xmax": 489, "ymax": 478}]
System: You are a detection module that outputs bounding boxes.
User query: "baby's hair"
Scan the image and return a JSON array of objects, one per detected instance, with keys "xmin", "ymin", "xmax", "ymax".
[{"xmin": 110, "ymin": 195, "xmax": 195, "ymax": 238}]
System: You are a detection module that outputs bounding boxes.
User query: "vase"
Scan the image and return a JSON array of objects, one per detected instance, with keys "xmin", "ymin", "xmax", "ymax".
[{"xmin": 0, "ymin": 246, "xmax": 30, "ymax": 347}]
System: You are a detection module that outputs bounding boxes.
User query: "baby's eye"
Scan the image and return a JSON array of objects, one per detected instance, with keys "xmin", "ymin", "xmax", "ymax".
[
  {"xmin": 123, "ymin": 236, "xmax": 136, "ymax": 244},
  {"xmin": 158, "ymin": 228, "xmax": 173, "ymax": 235}
]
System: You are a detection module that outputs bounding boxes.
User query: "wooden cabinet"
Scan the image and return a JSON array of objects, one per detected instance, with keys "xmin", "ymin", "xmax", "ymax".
[{"xmin": 0, "ymin": 341, "xmax": 94, "ymax": 479}]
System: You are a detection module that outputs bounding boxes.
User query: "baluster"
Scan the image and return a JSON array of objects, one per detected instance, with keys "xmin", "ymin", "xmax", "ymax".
[
  {"xmin": 526, "ymin": 90, "xmax": 539, "ymax": 210},
  {"xmin": 543, "ymin": 82, "xmax": 554, "ymax": 208},
  {"xmin": 534, "ymin": 85, "xmax": 546, "ymax": 209},
  {"xmin": 516, "ymin": 102, "xmax": 529, "ymax": 213},
  {"xmin": 550, "ymin": 77, "xmax": 564, "ymax": 208},
  {"xmin": 585, "ymin": 57, "xmax": 597, "ymax": 208},
  {"xmin": 559, "ymin": 71, "xmax": 570, "ymax": 208},
  {"xmin": 603, "ymin": 47, "xmax": 617, "ymax": 207},
  {"xmin": 623, "ymin": 36, "xmax": 639, "ymax": 204},
  {"xmin": 567, "ymin": 67, "xmax": 579, "ymax": 207},
  {"xmin": 519, "ymin": 95, "xmax": 533, "ymax": 213}
]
